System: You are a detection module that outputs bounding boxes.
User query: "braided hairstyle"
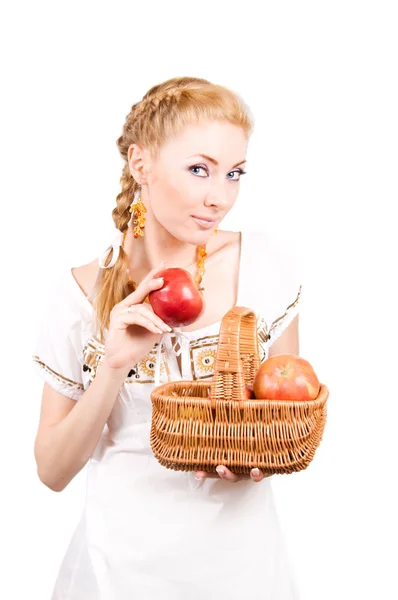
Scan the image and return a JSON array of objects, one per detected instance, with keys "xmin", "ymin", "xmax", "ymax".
[{"xmin": 92, "ymin": 76, "xmax": 254, "ymax": 343}]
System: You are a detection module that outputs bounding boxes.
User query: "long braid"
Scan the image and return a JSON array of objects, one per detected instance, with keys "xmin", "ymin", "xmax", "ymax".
[
  {"xmin": 112, "ymin": 164, "xmax": 137, "ymax": 233},
  {"xmin": 92, "ymin": 163, "xmax": 138, "ymax": 342}
]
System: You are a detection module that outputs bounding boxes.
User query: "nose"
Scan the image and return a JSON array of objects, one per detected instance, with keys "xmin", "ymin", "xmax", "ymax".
[{"xmin": 204, "ymin": 181, "xmax": 231, "ymax": 211}]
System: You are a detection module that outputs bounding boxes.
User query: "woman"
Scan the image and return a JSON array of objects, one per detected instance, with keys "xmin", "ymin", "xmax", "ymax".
[{"xmin": 33, "ymin": 76, "xmax": 302, "ymax": 599}]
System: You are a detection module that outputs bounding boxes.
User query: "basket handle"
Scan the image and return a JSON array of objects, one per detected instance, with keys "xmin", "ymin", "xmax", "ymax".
[{"xmin": 209, "ymin": 306, "xmax": 261, "ymax": 408}]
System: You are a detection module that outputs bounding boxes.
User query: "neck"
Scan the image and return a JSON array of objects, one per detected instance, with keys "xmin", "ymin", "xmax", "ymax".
[{"xmin": 124, "ymin": 212, "xmax": 205, "ymax": 277}]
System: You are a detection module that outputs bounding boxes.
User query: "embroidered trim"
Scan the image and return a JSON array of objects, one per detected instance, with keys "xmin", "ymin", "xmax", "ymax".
[
  {"xmin": 82, "ymin": 337, "xmax": 105, "ymax": 382},
  {"xmin": 82, "ymin": 336, "xmax": 170, "ymax": 385},
  {"xmin": 255, "ymin": 316, "xmax": 269, "ymax": 362},
  {"xmin": 125, "ymin": 349, "xmax": 169, "ymax": 384},
  {"xmin": 257, "ymin": 315, "xmax": 270, "ymax": 343},
  {"xmin": 268, "ymin": 285, "xmax": 302, "ymax": 344},
  {"xmin": 78, "ymin": 287, "xmax": 301, "ymax": 386},
  {"xmin": 269, "ymin": 285, "xmax": 302, "ymax": 331},
  {"xmin": 189, "ymin": 334, "xmax": 219, "ymax": 380},
  {"xmin": 194, "ymin": 347, "xmax": 217, "ymax": 374},
  {"xmin": 32, "ymin": 355, "xmax": 84, "ymax": 392}
]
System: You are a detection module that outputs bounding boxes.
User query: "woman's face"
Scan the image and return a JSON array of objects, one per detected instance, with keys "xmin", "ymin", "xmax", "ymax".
[{"xmin": 132, "ymin": 120, "xmax": 248, "ymax": 243}]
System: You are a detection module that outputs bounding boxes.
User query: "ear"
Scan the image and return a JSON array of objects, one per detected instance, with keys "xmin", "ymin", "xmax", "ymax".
[{"xmin": 127, "ymin": 143, "xmax": 150, "ymax": 184}]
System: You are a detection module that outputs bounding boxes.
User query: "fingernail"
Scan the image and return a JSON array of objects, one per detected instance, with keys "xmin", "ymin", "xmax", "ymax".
[
  {"xmin": 216, "ymin": 466, "xmax": 225, "ymax": 476},
  {"xmin": 195, "ymin": 475, "xmax": 204, "ymax": 480},
  {"xmin": 251, "ymin": 468, "xmax": 260, "ymax": 477}
]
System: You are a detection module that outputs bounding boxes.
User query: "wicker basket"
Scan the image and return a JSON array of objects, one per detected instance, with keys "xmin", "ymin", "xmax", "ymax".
[{"xmin": 150, "ymin": 306, "xmax": 328, "ymax": 475}]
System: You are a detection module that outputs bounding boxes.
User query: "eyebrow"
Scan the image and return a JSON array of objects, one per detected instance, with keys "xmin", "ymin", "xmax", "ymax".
[{"xmin": 188, "ymin": 154, "xmax": 247, "ymax": 169}]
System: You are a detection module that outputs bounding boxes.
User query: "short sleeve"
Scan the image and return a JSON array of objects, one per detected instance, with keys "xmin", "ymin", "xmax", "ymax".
[
  {"xmin": 242, "ymin": 229, "xmax": 303, "ymax": 350},
  {"xmin": 32, "ymin": 275, "xmax": 85, "ymax": 401}
]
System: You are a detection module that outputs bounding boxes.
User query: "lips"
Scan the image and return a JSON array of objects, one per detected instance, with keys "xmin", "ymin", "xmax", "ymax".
[
  {"xmin": 192, "ymin": 216, "xmax": 218, "ymax": 229},
  {"xmin": 192, "ymin": 215, "xmax": 217, "ymax": 224}
]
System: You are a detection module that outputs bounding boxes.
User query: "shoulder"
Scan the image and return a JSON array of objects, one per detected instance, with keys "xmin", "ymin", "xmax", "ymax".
[
  {"xmin": 238, "ymin": 227, "xmax": 303, "ymax": 314},
  {"xmin": 71, "ymin": 259, "xmax": 100, "ymax": 303},
  {"xmin": 242, "ymin": 228, "xmax": 301, "ymax": 277},
  {"xmin": 210, "ymin": 229, "xmax": 241, "ymax": 262},
  {"xmin": 36, "ymin": 263, "xmax": 97, "ymax": 338},
  {"xmin": 216, "ymin": 227, "xmax": 294, "ymax": 262},
  {"xmin": 209, "ymin": 229, "xmax": 239, "ymax": 249}
]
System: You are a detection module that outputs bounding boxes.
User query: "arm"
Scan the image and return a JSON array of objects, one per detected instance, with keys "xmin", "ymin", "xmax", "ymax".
[
  {"xmin": 34, "ymin": 359, "xmax": 130, "ymax": 493},
  {"xmin": 33, "ymin": 263, "xmax": 170, "ymax": 493},
  {"xmin": 267, "ymin": 314, "xmax": 299, "ymax": 357}
]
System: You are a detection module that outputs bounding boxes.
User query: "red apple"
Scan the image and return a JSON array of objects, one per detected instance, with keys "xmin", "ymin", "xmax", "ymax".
[
  {"xmin": 148, "ymin": 267, "xmax": 205, "ymax": 328},
  {"xmin": 253, "ymin": 354, "xmax": 320, "ymax": 401}
]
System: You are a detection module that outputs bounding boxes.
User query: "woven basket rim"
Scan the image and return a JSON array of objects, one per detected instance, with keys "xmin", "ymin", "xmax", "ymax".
[{"xmin": 152, "ymin": 382, "xmax": 328, "ymax": 407}]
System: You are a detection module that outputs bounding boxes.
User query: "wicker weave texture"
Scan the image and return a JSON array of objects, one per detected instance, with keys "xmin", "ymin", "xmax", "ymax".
[{"xmin": 150, "ymin": 307, "xmax": 328, "ymax": 475}]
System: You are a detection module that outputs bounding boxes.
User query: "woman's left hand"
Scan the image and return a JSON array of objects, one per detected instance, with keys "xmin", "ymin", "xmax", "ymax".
[{"xmin": 195, "ymin": 465, "xmax": 270, "ymax": 483}]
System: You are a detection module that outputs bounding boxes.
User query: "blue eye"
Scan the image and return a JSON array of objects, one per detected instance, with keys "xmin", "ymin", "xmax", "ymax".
[
  {"xmin": 189, "ymin": 165, "xmax": 247, "ymax": 181},
  {"xmin": 190, "ymin": 166, "xmax": 207, "ymax": 177},
  {"xmin": 227, "ymin": 169, "xmax": 247, "ymax": 182}
]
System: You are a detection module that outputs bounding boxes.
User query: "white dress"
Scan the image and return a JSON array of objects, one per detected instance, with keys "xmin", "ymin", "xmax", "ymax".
[{"xmin": 32, "ymin": 229, "xmax": 302, "ymax": 600}]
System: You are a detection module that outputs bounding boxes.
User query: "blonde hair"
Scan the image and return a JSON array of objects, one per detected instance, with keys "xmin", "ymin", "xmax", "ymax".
[{"xmin": 92, "ymin": 76, "xmax": 254, "ymax": 343}]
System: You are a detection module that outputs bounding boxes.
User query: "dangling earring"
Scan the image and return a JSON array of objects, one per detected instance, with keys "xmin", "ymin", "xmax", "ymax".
[{"xmin": 129, "ymin": 187, "xmax": 146, "ymax": 238}]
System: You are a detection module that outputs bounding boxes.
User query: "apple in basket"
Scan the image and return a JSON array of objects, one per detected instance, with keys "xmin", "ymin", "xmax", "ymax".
[
  {"xmin": 148, "ymin": 267, "xmax": 205, "ymax": 328},
  {"xmin": 253, "ymin": 354, "xmax": 320, "ymax": 401}
]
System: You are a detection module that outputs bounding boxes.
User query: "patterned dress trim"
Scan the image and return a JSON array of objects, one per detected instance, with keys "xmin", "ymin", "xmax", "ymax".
[
  {"xmin": 32, "ymin": 355, "xmax": 85, "ymax": 400},
  {"xmin": 35, "ymin": 288, "xmax": 301, "ymax": 390},
  {"xmin": 268, "ymin": 285, "xmax": 302, "ymax": 343}
]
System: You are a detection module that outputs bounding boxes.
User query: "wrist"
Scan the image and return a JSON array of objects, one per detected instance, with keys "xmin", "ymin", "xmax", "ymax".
[{"xmin": 100, "ymin": 357, "xmax": 131, "ymax": 383}]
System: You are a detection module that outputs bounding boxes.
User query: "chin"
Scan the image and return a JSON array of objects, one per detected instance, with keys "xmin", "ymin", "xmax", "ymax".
[
  {"xmin": 191, "ymin": 230, "xmax": 216, "ymax": 243},
  {"xmin": 174, "ymin": 225, "xmax": 212, "ymax": 241}
]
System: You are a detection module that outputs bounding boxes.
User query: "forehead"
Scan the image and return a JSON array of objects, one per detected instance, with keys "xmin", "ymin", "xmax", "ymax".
[{"xmin": 160, "ymin": 120, "xmax": 247, "ymax": 160}]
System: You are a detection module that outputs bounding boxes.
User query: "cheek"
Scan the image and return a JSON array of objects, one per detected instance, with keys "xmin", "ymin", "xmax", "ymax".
[{"xmin": 153, "ymin": 174, "xmax": 199, "ymax": 213}]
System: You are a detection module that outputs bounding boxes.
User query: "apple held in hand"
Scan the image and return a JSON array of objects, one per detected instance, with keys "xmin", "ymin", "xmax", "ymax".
[
  {"xmin": 148, "ymin": 268, "xmax": 205, "ymax": 328},
  {"xmin": 253, "ymin": 354, "xmax": 320, "ymax": 401}
]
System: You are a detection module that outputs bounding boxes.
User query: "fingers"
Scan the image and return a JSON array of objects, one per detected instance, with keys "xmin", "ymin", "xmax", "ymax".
[
  {"xmin": 216, "ymin": 466, "xmax": 240, "ymax": 482},
  {"xmin": 195, "ymin": 466, "xmax": 267, "ymax": 483},
  {"xmin": 113, "ymin": 306, "xmax": 171, "ymax": 335},
  {"xmin": 125, "ymin": 276, "xmax": 165, "ymax": 307},
  {"xmin": 120, "ymin": 261, "xmax": 166, "ymax": 307},
  {"xmin": 250, "ymin": 468, "xmax": 267, "ymax": 482},
  {"xmin": 140, "ymin": 261, "xmax": 166, "ymax": 284},
  {"xmin": 112, "ymin": 301, "xmax": 171, "ymax": 333},
  {"xmin": 134, "ymin": 303, "xmax": 172, "ymax": 333}
]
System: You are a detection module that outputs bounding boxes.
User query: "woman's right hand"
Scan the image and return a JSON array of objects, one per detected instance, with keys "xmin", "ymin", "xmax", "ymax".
[{"xmin": 103, "ymin": 263, "xmax": 172, "ymax": 372}]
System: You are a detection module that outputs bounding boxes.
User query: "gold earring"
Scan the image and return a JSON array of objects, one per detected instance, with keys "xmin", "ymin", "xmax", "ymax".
[
  {"xmin": 129, "ymin": 190, "xmax": 146, "ymax": 238},
  {"xmin": 214, "ymin": 228, "xmax": 218, "ymax": 235}
]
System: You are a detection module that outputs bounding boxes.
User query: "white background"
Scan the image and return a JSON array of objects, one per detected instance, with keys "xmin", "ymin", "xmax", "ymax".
[{"xmin": 1, "ymin": 1, "xmax": 397, "ymax": 598}]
